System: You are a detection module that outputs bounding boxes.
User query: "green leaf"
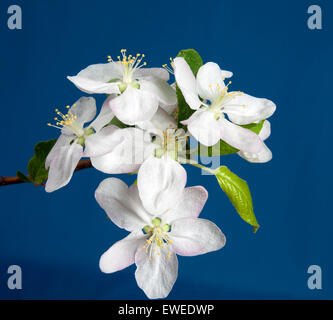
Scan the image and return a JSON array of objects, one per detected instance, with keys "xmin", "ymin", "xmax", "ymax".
[
  {"xmin": 176, "ymin": 49, "xmax": 203, "ymax": 127},
  {"xmin": 107, "ymin": 116, "xmax": 129, "ymax": 129},
  {"xmin": 27, "ymin": 139, "xmax": 57, "ymax": 184},
  {"xmin": 196, "ymin": 120, "xmax": 265, "ymax": 156},
  {"xmin": 214, "ymin": 166, "xmax": 259, "ymax": 232},
  {"xmin": 241, "ymin": 120, "xmax": 265, "ymax": 135},
  {"xmin": 16, "ymin": 171, "xmax": 31, "ymax": 183}
]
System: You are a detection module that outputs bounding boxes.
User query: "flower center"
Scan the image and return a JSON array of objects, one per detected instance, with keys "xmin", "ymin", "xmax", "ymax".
[
  {"xmin": 107, "ymin": 49, "xmax": 147, "ymax": 92},
  {"xmin": 205, "ymin": 81, "xmax": 245, "ymax": 119},
  {"xmin": 154, "ymin": 125, "xmax": 189, "ymax": 161},
  {"xmin": 142, "ymin": 218, "xmax": 172, "ymax": 261},
  {"xmin": 47, "ymin": 105, "xmax": 94, "ymax": 144}
]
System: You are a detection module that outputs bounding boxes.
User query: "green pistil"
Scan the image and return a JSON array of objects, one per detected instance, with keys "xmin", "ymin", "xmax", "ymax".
[{"xmin": 143, "ymin": 218, "xmax": 170, "ymax": 234}]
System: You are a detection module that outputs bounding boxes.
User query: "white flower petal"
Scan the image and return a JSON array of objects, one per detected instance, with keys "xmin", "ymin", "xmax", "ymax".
[
  {"xmin": 84, "ymin": 125, "xmax": 119, "ymax": 157},
  {"xmin": 67, "ymin": 77, "xmax": 120, "ymax": 95},
  {"xmin": 68, "ymin": 96, "xmax": 97, "ymax": 127},
  {"xmin": 67, "ymin": 63, "xmax": 122, "ymax": 94},
  {"xmin": 95, "ymin": 178, "xmax": 152, "ymax": 231},
  {"xmin": 169, "ymin": 218, "xmax": 226, "ymax": 256},
  {"xmin": 45, "ymin": 134, "xmax": 74, "ymax": 169},
  {"xmin": 182, "ymin": 109, "xmax": 221, "ymax": 146},
  {"xmin": 99, "ymin": 231, "xmax": 147, "ymax": 274},
  {"xmin": 133, "ymin": 68, "xmax": 169, "ymax": 81},
  {"xmin": 137, "ymin": 157, "xmax": 187, "ymax": 215},
  {"xmin": 89, "ymin": 96, "xmax": 114, "ymax": 133},
  {"xmin": 161, "ymin": 186, "xmax": 208, "ymax": 224},
  {"xmin": 196, "ymin": 62, "xmax": 225, "ymax": 101},
  {"xmin": 136, "ymin": 107, "xmax": 176, "ymax": 135},
  {"xmin": 237, "ymin": 120, "xmax": 272, "ymax": 163},
  {"xmin": 259, "ymin": 120, "xmax": 271, "ymax": 141},
  {"xmin": 135, "ymin": 246, "xmax": 178, "ymax": 299},
  {"xmin": 218, "ymin": 118, "xmax": 265, "ymax": 153},
  {"xmin": 156, "ymin": 82, "xmax": 178, "ymax": 115},
  {"xmin": 238, "ymin": 143, "xmax": 272, "ymax": 163},
  {"xmin": 225, "ymin": 94, "xmax": 276, "ymax": 125},
  {"xmin": 173, "ymin": 57, "xmax": 202, "ymax": 110},
  {"xmin": 109, "ymin": 86, "xmax": 158, "ymax": 125},
  {"xmin": 221, "ymin": 69, "xmax": 233, "ymax": 79},
  {"xmin": 45, "ymin": 142, "xmax": 83, "ymax": 193},
  {"xmin": 139, "ymin": 78, "xmax": 177, "ymax": 106},
  {"xmin": 91, "ymin": 128, "xmax": 154, "ymax": 174},
  {"xmin": 160, "ymin": 101, "xmax": 178, "ymax": 115}
]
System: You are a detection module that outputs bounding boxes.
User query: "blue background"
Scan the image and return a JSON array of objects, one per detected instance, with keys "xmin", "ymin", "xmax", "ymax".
[{"xmin": 0, "ymin": 0, "xmax": 331, "ymax": 299}]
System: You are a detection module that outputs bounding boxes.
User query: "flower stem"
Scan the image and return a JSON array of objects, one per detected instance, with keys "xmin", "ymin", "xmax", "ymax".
[
  {"xmin": 0, "ymin": 159, "xmax": 92, "ymax": 187},
  {"xmin": 190, "ymin": 162, "xmax": 216, "ymax": 174}
]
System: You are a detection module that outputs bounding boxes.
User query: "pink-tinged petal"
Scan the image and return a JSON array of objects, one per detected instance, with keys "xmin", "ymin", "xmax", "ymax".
[
  {"xmin": 196, "ymin": 62, "xmax": 225, "ymax": 101},
  {"xmin": 137, "ymin": 157, "xmax": 187, "ymax": 215},
  {"xmin": 173, "ymin": 57, "xmax": 202, "ymax": 110},
  {"xmin": 182, "ymin": 109, "xmax": 221, "ymax": 147},
  {"xmin": 95, "ymin": 178, "xmax": 152, "ymax": 232},
  {"xmin": 133, "ymin": 68, "xmax": 169, "ymax": 81},
  {"xmin": 218, "ymin": 118, "xmax": 265, "ymax": 153},
  {"xmin": 90, "ymin": 128, "xmax": 154, "ymax": 174},
  {"xmin": 109, "ymin": 86, "xmax": 158, "ymax": 125},
  {"xmin": 89, "ymin": 96, "xmax": 115, "ymax": 133},
  {"xmin": 84, "ymin": 125, "xmax": 119, "ymax": 157},
  {"xmin": 67, "ymin": 63, "xmax": 122, "ymax": 94},
  {"xmin": 99, "ymin": 231, "xmax": 147, "ymax": 273},
  {"xmin": 45, "ymin": 134, "xmax": 74, "ymax": 169},
  {"xmin": 224, "ymin": 93, "xmax": 276, "ymax": 125},
  {"xmin": 139, "ymin": 78, "xmax": 177, "ymax": 106},
  {"xmin": 135, "ymin": 246, "xmax": 178, "ymax": 299},
  {"xmin": 161, "ymin": 186, "xmax": 208, "ymax": 224},
  {"xmin": 45, "ymin": 143, "xmax": 83, "ymax": 193},
  {"xmin": 169, "ymin": 218, "xmax": 226, "ymax": 256}
]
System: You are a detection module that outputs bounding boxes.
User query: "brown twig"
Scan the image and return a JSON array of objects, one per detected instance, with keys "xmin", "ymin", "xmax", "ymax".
[{"xmin": 0, "ymin": 159, "xmax": 92, "ymax": 187}]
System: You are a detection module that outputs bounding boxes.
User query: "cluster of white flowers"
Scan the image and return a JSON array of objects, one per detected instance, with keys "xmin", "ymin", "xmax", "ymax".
[{"xmin": 45, "ymin": 50, "xmax": 276, "ymax": 299}]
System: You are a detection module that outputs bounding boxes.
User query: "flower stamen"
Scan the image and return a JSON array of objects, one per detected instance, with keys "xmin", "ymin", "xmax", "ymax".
[
  {"xmin": 142, "ymin": 218, "xmax": 172, "ymax": 261},
  {"xmin": 47, "ymin": 104, "xmax": 84, "ymax": 137},
  {"xmin": 162, "ymin": 57, "xmax": 174, "ymax": 74}
]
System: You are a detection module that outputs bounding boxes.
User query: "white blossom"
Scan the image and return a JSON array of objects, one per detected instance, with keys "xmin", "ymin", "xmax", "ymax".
[{"xmin": 95, "ymin": 160, "xmax": 225, "ymax": 299}]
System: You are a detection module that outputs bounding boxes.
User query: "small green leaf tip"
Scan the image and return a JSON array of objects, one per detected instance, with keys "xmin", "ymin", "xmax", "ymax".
[{"xmin": 16, "ymin": 171, "xmax": 31, "ymax": 183}]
